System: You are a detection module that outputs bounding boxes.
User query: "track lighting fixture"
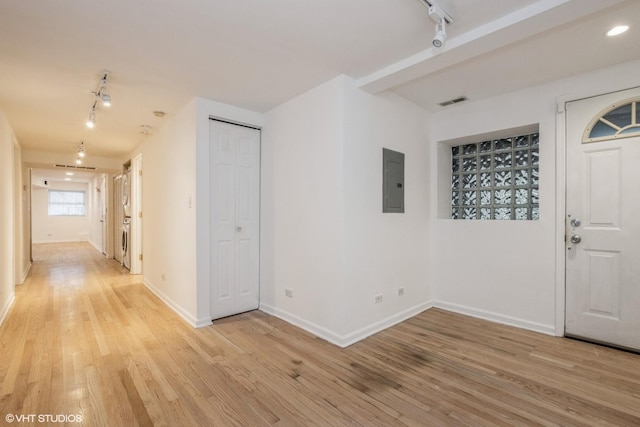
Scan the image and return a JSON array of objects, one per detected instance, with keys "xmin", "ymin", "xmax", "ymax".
[
  {"xmin": 101, "ymin": 90, "xmax": 111, "ymax": 107},
  {"xmin": 432, "ymin": 17, "xmax": 447, "ymax": 48},
  {"xmin": 98, "ymin": 75, "xmax": 111, "ymax": 107},
  {"xmin": 86, "ymin": 104, "xmax": 96, "ymax": 128},
  {"xmin": 77, "ymin": 141, "xmax": 86, "ymax": 158},
  {"xmin": 85, "ymin": 70, "xmax": 111, "ymax": 129},
  {"xmin": 417, "ymin": 0, "xmax": 455, "ymax": 49},
  {"xmin": 94, "ymin": 70, "xmax": 112, "ymax": 107}
]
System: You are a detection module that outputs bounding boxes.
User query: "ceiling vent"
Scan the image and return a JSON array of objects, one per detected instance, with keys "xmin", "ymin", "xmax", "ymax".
[
  {"xmin": 54, "ymin": 164, "xmax": 98, "ymax": 171},
  {"xmin": 438, "ymin": 96, "xmax": 468, "ymax": 107}
]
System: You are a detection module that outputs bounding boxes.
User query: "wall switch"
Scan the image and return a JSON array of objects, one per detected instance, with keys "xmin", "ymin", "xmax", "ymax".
[
  {"xmin": 285, "ymin": 288, "xmax": 293, "ymax": 297},
  {"xmin": 375, "ymin": 294, "xmax": 383, "ymax": 303},
  {"xmin": 398, "ymin": 287, "xmax": 405, "ymax": 296}
]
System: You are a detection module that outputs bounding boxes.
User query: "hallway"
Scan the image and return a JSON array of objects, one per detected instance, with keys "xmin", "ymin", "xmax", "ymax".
[{"xmin": 1, "ymin": 243, "xmax": 640, "ymax": 426}]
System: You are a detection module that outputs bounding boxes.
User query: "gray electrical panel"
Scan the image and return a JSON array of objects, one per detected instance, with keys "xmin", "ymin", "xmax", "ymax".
[{"xmin": 382, "ymin": 148, "xmax": 404, "ymax": 213}]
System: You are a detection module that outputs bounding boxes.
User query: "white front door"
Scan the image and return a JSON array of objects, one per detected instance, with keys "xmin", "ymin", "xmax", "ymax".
[
  {"xmin": 565, "ymin": 88, "xmax": 640, "ymax": 351},
  {"xmin": 210, "ymin": 120, "xmax": 260, "ymax": 320}
]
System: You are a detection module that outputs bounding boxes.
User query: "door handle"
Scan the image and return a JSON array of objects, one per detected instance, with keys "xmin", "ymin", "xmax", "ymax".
[
  {"xmin": 570, "ymin": 218, "xmax": 581, "ymax": 228},
  {"xmin": 570, "ymin": 234, "xmax": 582, "ymax": 244},
  {"xmin": 236, "ymin": 226, "xmax": 243, "ymax": 232}
]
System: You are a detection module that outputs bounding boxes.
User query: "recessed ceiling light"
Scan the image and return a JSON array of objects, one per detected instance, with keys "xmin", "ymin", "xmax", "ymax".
[
  {"xmin": 607, "ymin": 25, "xmax": 629, "ymax": 37},
  {"xmin": 65, "ymin": 172, "xmax": 74, "ymax": 176}
]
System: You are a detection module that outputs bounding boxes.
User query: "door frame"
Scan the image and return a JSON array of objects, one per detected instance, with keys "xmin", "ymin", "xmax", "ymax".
[
  {"xmin": 208, "ymin": 117, "xmax": 262, "ymax": 320},
  {"xmin": 555, "ymin": 84, "xmax": 640, "ymax": 337}
]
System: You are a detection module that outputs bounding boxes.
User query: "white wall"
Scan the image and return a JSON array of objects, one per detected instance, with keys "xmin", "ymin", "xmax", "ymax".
[
  {"xmin": 428, "ymin": 59, "xmax": 640, "ymax": 335},
  {"xmin": 136, "ymin": 58, "xmax": 640, "ymax": 345},
  {"xmin": 342, "ymin": 82, "xmax": 431, "ymax": 341},
  {"xmin": 261, "ymin": 77, "xmax": 347, "ymax": 338},
  {"xmin": 261, "ymin": 75, "xmax": 431, "ymax": 346},
  {"xmin": 141, "ymin": 97, "xmax": 264, "ymax": 327},
  {"xmin": 13, "ymin": 141, "xmax": 30, "ymax": 284},
  {"xmin": 32, "ymin": 181, "xmax": 90, "ymax": 243},
  {"xmin": 87, "ymin": 174, "xmax": 104, "ymax": 252},
  {"xmin": 0, "ymin": 107, "xmax": 17, "ymax": 324},
  {"xmin": 20, "ymin": 166, "xmax": 31, "ymax": 282},
  {"xmin": 195, "ymin": 97, "xmax": 265, "ymax": 325},
  {"xmin": 141, "ymin": 99, "xmax": 199, "ymax": 325}
]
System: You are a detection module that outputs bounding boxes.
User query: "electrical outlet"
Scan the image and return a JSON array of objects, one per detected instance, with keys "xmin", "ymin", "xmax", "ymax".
[
  {"xmin": 285, "ymin": 288, "xmax": 294, "ymax": 297},
  {"xmin": 398, "ymin": 287, "xmax": 405, "ymax": 296},
  {"xmin": 375, "ymin": 294, "xmax": 383, "ymax": 303}
]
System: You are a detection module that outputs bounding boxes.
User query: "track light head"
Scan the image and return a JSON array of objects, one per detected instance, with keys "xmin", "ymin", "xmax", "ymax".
[
  {"xmin": 99, "ymin": 79, "xmax": 111, "ymax": 107},
  {"xmin": 77, "ymin": 141, "xmax": 86, "ymax": 158},
  {"xmin": 101, "ymin": 92, "xmax": 111, "ymax": 107},
  {"xmin": 432, "ymin": 30, "xmax": 446, "ymax": 48},
  {"xmin": 86, "ymin": 109, "xmax": 96, "ymax": 128},
  {"xmin": 432, "ymin": 18, "xmax": 447, "ymax": 48},
  {"xmin": 419, "ymin": 1, "xmax": 454, "ymax": 49}
]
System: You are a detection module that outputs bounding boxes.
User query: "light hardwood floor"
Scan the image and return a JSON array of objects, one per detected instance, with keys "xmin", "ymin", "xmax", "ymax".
[{"xmin": 1, "ymin": 242, "xmax": 640, "ymax": 426}]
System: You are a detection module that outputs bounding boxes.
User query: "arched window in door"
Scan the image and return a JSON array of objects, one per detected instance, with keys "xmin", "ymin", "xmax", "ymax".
[{"xmin": 583, "ymin": 97, "xmax": 640, "ymax": 143}]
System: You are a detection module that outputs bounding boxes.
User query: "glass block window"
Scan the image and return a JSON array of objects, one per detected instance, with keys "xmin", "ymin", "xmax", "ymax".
[
  {"xmin": 48, "ymin": 190, "xmax": 86, "ymax": 216},
  {"xmin": 583, "ymin": 97, "xmax": 640, "ymax": 142},
  {"xmin": 451, "ymin": 133, "xmax": 539, "ymax": 220}
]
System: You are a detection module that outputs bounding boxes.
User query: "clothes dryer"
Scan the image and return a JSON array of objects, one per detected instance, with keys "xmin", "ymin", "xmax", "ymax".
[{"xmin": 122, "ymin": 170, "xmax": 132, "ymax": 218}]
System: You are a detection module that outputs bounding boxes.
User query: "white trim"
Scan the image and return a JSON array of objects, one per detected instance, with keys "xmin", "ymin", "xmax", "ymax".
[
  {"xmin": 143, "ymin": 278, "xmax": 211, "ymax": 328},
  {"xmin": 18, "ymin": 262, "xmax": 31, "ymax": 285},
  {"xmin": 434, "ymin": 300, "xmax": 556, "ymax": 336},
  {"xmin": 0, "ymin": 293, "xmax": 15, "ymax": 327},
  {"xmin": 555, "ymin": 83, "xmax": 640, "ymax": 338},
  {"xmin": 32, "ymin": 239, "xmax": 88, "ymax": 244},
  {"xmin": 260, "ymin": 301, "xmax": 434, "ymax": 348},
  {"xmin": 88, "ymin": 239, "xmax": 102, "ymax": 254},
  {"xmin": 130, "ymin": 154, "xmax": 143, "ymax": 275},
  {"xmin": 555, "ymin": 97, "xmax": 567, "ymax": 337}
]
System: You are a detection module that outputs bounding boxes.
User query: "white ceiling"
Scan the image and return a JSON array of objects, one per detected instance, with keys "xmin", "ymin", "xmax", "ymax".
[
  {"xmin": 32, "ymin": 168, "xmax": 97, "ymax": 185},
  {"xmin": 0, "ymin": 0, "xmax": 638, "ymax": 161}
]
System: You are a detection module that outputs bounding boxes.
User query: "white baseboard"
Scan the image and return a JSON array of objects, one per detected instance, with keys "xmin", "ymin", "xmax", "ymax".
[
  {"xmin": 143, "ymin": 278, "xmax": 211, "ymax": 328},
  {"xmin": 260, "ymin": 301, "xmax": 434, "ymax": 348},
  {"xmin": 18, "ymin": 262, "xmax": 31, "ymax": 285},
  {"xmin": 260, "ymin": 300, "xmax": 555, "ymax": 347},
  {"xmin": 259, "ymin": 303, "xmax": 348, "ymax": 347},
  {"xmin": 433, "ymin": 300, "xmax": 556, "ymax": 336},
  {"xmin": 88, "ymin": 239, "xmax": 101, "ymax": 253},
  {"xmin": 0, "ymin": 293, "xmax": 15, "ymax": 327},
  {"xmin": 340, "ymin": 301, "xmax": 435, "ymax": 347},
  {"xmin": 32, "ymin": 239, "xmax": 87, "ymax": 244}
]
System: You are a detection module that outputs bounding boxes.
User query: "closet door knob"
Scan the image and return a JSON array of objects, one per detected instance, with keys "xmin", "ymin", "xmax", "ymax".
[{"xmin": 236, "ymin": 226, "xmax": 243, "ymax": 232}]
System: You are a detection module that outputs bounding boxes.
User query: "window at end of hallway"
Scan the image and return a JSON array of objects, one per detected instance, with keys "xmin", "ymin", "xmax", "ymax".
[
  {"xmin": 48, "ymin": 190, "xmax": 86, "ymax": 216},
  {"xmin": 451, "ymin": 132, "xmax": 539, "ymax": 220}
]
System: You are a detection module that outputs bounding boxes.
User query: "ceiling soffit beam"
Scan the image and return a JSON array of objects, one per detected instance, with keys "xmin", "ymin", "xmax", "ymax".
[{"xmin": 357, "ymin": 0, "xmax": 626, "ymax": 94}]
